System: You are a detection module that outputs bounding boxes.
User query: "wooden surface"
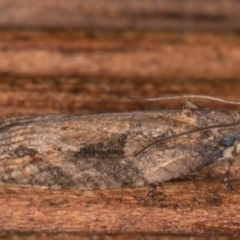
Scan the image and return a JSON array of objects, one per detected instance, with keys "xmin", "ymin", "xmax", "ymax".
[
  {"xmin": 0, "ymin": 30, "xmax": 240, "ymax": 118},
  {"xmin": 1, "ymin": 0, "xmax": 240, "ymax": 239},
  {"xmin": 0, "ymin": 233, "xmax": 238, "ymax": 240},
  {"xmin": 0, "ymin": 0, "xmax": 240, "ymax": 31},
  {"xmin": 1, "ymin": 31, "xmax": 240, "ymax": 79}
]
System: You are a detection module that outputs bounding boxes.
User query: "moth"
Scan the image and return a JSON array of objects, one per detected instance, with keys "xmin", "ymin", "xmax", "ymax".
[{"xmin": 0, "ymin": 95, "xmax": 240, "ymax": 191}]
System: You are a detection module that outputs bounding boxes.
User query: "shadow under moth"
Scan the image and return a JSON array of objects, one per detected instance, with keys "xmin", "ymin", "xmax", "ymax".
[{"xmin": 0, "ymin": 95, "xmax": 240, "ymax": 191}]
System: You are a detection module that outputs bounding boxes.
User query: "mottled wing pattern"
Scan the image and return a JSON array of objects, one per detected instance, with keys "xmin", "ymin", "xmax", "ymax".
[{"xmin": 0, "ymin": 108, "xmax": 238, "ymax": 189}]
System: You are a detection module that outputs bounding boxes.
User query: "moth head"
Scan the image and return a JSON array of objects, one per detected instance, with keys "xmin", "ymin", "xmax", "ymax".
[{"xmin": 220, "ymin": 135, "xmax": 240, "ymax": 154}]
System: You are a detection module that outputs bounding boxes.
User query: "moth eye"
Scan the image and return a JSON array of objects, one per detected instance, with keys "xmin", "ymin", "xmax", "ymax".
[{"xmin": 220, "ymin": 136, "xmax": 236, "ymax": 147}]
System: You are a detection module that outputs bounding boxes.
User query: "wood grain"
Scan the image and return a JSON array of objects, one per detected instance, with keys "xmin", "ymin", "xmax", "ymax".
[
  {"xmin": 0, "ymin": 31, "xmax": 240, "ymax": 79},
  {"xmin": 0, "ymin": 0, "xmax": 240, "ymax": 31}
]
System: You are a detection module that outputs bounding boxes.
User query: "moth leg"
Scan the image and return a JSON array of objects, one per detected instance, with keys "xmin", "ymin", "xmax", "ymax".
[
  {"xmin": 222, "ymin": 146, "xmax": 236, "ymax": 193},
  {"xmin": 148, "ymin": 183, "xmax": 158, "ymax": 199},
  {"xmin": 224, "ymin": 158, "xmax": 235, "ymax": 193}
]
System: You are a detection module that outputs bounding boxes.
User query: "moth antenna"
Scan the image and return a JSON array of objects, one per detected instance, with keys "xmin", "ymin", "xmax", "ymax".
[
  {"xmin": 134, "ymin": 119, "xmax": 240, "ymax": 157},
  {"xmin": 130, "ymin": 95, "xmax": 240, "ymax": 105}
]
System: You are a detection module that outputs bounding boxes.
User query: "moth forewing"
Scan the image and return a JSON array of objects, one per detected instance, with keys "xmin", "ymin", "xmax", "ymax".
[{"xmin": 0, "ymin": 105, "xmax": 239, "ymax": 190}]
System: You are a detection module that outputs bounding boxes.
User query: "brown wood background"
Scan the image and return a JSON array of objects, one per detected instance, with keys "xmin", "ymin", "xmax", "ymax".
[{"xmin": 0, "ymin": 1, "xmax": 240, "ymax": 239}]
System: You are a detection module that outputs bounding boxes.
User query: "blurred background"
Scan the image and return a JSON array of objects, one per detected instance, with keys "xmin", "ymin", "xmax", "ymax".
[{"xmin": 0, "ymin": 0, "xmax": 240, "ymax": 118}]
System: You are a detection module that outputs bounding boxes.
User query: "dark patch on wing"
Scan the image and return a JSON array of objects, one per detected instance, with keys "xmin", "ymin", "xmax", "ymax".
[
  {"xmin": 68, "ymin": 133, "xmax": 140, "ymax": 186},
  {"xmin": 70, "ymin": 153, "xmax": 99, "ymax": 171},
  {"xmin": 95, "ymin": 159, "xmax": 139, "ymax": 186},
  {"xmin": 26, "ymin": 162, "xmax": 75, "ymax": 189},
  {"xmin": 220, "ymin": 136, "xmax": 236, "ymax": 147},
  {"xmin": 15, "ymin": 145, "xmax": 38, "ymax": 158},
  {"xmin": 0, "ymin": 176, "xmax": 18, "ymax": 185},
  {"xmin": 78, "ymin": 133, "xmax": 127, "ymax": 158},
  {"xmin": 194, "ymin": 144, "xmax": 223, "ymax": 167}
]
